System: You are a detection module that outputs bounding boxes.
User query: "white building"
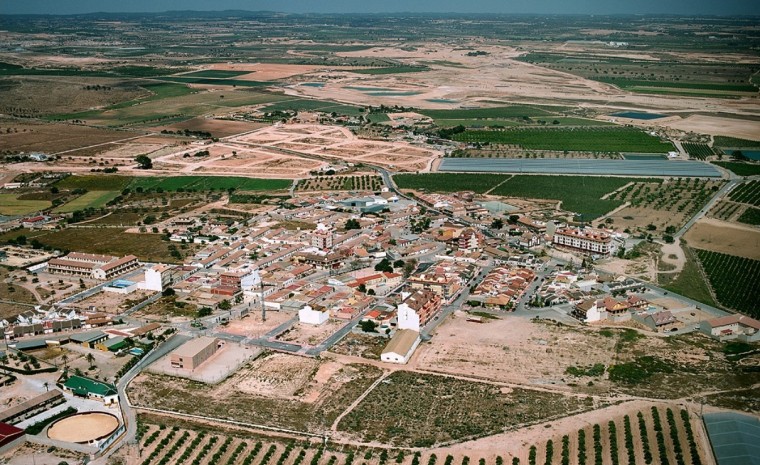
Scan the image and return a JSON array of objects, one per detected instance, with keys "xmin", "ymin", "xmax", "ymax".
[
  {"xmin": 381, "ymin": 329, "xmax": 421, "ymax": 364},
  {"xmin": 553, "ymin": 228, "xmax": 612, "ymax": 256},
  {"xmin": 311, "ymin": 223, "xmax": 334, "ymax": 250},
  {"xmin": 138, "ymin": 264, "xmax": 174, "ymax": 292},
  {"xmin": 396, "ymin": 302, "xmax": 421, "ymax": 332},
  {"xmin": 298, "ymin": 305, "xmax": 329, "ymax": 325}
]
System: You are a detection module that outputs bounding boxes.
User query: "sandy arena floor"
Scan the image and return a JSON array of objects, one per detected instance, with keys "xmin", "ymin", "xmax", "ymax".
[{"xmin": 47, "ymin": 412, "xmax": 119, "ymax": 443}]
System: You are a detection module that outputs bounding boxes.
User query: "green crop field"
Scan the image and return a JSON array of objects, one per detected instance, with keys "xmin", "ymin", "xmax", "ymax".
[
  {"xmin": 729, "ymin": 180, "xmax": 760, "ymax": 206},
  {"xmin": 713, "ymin": 136, "xmax": 760, "ymax": 148},
  {"xmin": 491, "ymin": 175, "xmax": 646, "ymax": 219},
  {"xmin": 55, "ymin": 175, "xmax": 134, "ymax": 191},
  {"xmin": 128, "ymin": 176, "xmax": 291, "ymax": 192},
  {"xmin": 451, "ymin": 127, "xmax": 674, "ymax": 153},
  {"xmin": 712, "ymin": 162, "xmax": 760, "ymax": 177},
  {"xmin": 596, "ymin": 78, "xmax": 758, "ymax": 93},
  {"xmin": 394, "ymin": 173, "xmax": 511, "ymax": 194},
  {"xmin": 260, "ymin": 98, "xmax": 364, "ymax": 116},
  {"xmin": 158, "ymin": 76, "xmax": 268, "ymax": 87},
  {"xmin": 53, "ymin": 191, "xmax": 120, "ymax": 213},
  {"xmin": 435, "ymin": 119, "xmax": 520, "ymax": 128},
  {"xmin": 419, "ymin": 105, "xmax": 555, "ymax": 120},
  {"xmin": 177, "ymin": 70, "xmax": 250, "ymax": 78},
  {"xmin": 0, "ymin": 194, "xmax": 51, "ymax": 216},
  {"xmin": 737, "ymin": 207, "xmax": 760, "ymax": 226},
  {"xmin": 395, "ymin": 173, "xmax": 648, "ymax": 219},
  {"xmin": 695, "ymin": 249, "xmax": 760, "ymax": 317},
  {"xmin": 662, "ymin": 248, "xmax": 718, "ymax": 308},
  {"xmin": 348, "ymin": 66, "xmax": 428, "ymax": 75},
  {"xmin": 682, "ymin": 143, "xmax": 714, "ymax": 160}
]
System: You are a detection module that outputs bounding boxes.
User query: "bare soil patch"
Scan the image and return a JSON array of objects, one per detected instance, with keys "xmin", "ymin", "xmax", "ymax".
[{"xmin": 684, "ymin": 217, "xmax": 760, "ymax": 260}]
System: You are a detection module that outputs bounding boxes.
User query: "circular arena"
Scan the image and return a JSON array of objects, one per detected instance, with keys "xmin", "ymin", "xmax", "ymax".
[{"xmin": 47, "ymin": 412, "xmax": 120, "ymax": 444}]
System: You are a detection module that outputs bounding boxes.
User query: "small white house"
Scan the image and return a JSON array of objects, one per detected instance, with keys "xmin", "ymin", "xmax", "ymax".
[{"xmin": 298, "ymin": 305, "xmax": 329, "ymax": 325}]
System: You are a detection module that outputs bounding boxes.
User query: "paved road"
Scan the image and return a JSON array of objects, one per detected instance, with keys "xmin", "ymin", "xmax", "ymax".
[
  {"xmin": 675, "ymin": 179, "xmax": 740, "ymax": 238},
  {"xmin": 99, "ymin": 333, "xmax": 190, "ymax": 460}
]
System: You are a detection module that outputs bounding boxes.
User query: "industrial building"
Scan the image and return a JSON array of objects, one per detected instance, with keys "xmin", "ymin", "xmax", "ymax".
[
  {"xmin": 170, "ymin": 337, "xmax": 222, "ymax": 370},
  {"xmin": 381, "ymin": 329, "xmax": 421, "ymax": 364}
]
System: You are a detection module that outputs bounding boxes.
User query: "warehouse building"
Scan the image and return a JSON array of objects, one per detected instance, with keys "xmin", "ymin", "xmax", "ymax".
[
  {"xmin": 381, "ymin": 329, "xmax": 421, "ymax": 364},
  {"xmin": 170, "ymin": 337, "xmax": 222, "ymax": 371}
]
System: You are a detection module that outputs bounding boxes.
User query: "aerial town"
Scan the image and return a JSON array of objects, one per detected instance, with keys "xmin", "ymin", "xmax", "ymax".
[{"xmin": 0, "ymin": 5, "xmax": 758, "ymax": 465}]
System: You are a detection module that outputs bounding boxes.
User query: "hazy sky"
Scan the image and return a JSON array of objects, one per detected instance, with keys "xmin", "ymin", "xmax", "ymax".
[{"xmin": 4, "ymin": 0, "xmax": 760, "ymax": 15}]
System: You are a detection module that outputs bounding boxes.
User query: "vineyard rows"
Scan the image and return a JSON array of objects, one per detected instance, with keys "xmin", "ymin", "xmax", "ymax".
[
  {"xmin": 708, "ymin": 200, "xmax": 742, "ymax": 221},
  {"xmin": 520, "ymin": 407, "xmax": 704, "ymax": 465},
  {"xmin": 608, "ymin": 178, "xmax": 721, "ymax": 225},
  {"xmin": 682, "ymin": 143, "xmax": 714, "ymax": 160},
  {"xmin": 134, "ymin": 407, "xmax": 705, "ymax": 465},
  {"xmin": 729, "ymin": 180, "xmax": 760, "ymax": 207},
  {"xmin": 694, "ymin": 249, "xmax": 760, "ymax": 316},
  {"xmin": 298, "ymin": 175, "xmax": 383, "ymax": 192},
  {"xmin": 450, "ymin": 127, "xmax": 673, "ymax": 153}
]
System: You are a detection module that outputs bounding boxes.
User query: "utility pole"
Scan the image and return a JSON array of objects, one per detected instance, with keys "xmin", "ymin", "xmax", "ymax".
[{"xmin": 260, "ymin": 278, "xmax": 266, "ymax": 322}]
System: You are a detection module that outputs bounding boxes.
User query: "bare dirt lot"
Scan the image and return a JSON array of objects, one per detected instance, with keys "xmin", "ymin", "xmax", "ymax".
[
  {"xmin": 220, "ymin": 311, "xmax": 294, "ymax": 338},
  {"xmin": 230, "ymin": 123, "xmax": 440, "ymax": 171},
  {"xmin": 683, "ymin": 217, "xmax": 760, "ymax": 259},
  {"xmin": 275, "ymin": 320, "xmax": 346, "ymax": 346},
  {"xmin": 156, "ymin": 117, "xmax": 267, "ymax": 138},
  {"xmin": 0, "ymin": 119, "xmax": 138, "ymax": 155},
  {"xmin": 71, "ymin": 289, "xmax": 156, "ymax": 315},
  {"xmin": 664, "ymin": 115, "xmax": 760, "ymax": 140},
  {"xmin": 206, "ymin": 63, "xmax": 323, "ymax": 81}
]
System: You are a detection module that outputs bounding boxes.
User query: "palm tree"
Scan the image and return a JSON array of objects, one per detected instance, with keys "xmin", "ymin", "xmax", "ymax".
[
  {"xmin": 43, "ymin": 382, "xmax": 49, "ymax": 392},
  {"xmin": 86, "ymin": 353, "xmax": 95, "ymax": 369},
  {"xmin": 60, "ymin": 353, "xmax": 69, "ymax": 369}
]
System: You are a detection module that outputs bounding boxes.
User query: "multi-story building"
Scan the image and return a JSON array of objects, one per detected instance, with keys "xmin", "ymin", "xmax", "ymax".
[
  {"xmin": 311, "ymin": 223, "xmax": 334, "ymax": 250},
  {"xmin": 552, "ymin": 228, "xmax": 612, "ymax": 256},
  {"xmin": 457, "ymin": 229, "xmax": 482, "ymax": 252},
  {"xmin": 47, "ymin": 252, "xmax": 139, "ymax": 280},
  {"xmin": 396, "ymin": 289, "xmax": 443, "ymax": 331}
]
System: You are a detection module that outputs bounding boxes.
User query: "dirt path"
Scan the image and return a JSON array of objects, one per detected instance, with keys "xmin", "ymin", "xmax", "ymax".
[
  {"xmin": 658, "ymin": 238, "xmax": 686, "ymax": 274},
  {"xmin": 330, "ymin": 370, "xmax": 391, "ymax": 432}
]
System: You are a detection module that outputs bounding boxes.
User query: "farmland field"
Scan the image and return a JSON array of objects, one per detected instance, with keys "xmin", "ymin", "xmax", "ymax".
[
  {"xmin": 682, "ymin": 143, "xmax": 714, "ymax": 160},
  {"xmin": 348, "ymin": 66, "xmax": 429, "ymax": 74},
  {"xmin": 517, "ymin": 407, "xmax": 707, "ymax": 465},
  {"xmin": 695, "ymin": 249, "xmax": 760, "ymax": 317},
  {"xmin": 338, "ymin": 370, "xmax": 591, "ymax": 447},
  {"xmin": 713, "ymin": 162, "xmax": 760, "ymax": 177},
  {"xmin": 297, "ymin": 175, "xmax": 383, "ymax": 191},
  {"xmin": 419, "ymin": 105, "xmax": 555, "ymax": 120},
  {"xmin": 128, "ymin": 176, "xmax": 291, "ymax": 192},
  {"xmin": 20, "ymin": 228, "xmax": 193, "ymax": 263},
  {"xmin": 394, "ymin": 173, "xmax": 510, "ymax": 194},
  {"xmin": 55, "ymin": 175, "xmax": 134, "ymax": 191},
  {"xmin": 737, "ymin": 207, "xmax": 760, "ymax": 226},
  {"xmin": 0, "ymin": 194, "xmax": 51, "ymax": 215},
  {"xmin": 491, "ymin": 175, "xmax": 646, "ymax": 219},
  {"xmin": 660, "ymin": 247, "xmax": 718, "ymax": 308},
  {"xmin": 450, "ymin": 127, "xmax": 674, "ymax": 153},
  {"xmin": 729, "ymin": 180, "xmax": 760, "ymax": 206},
  {"xmin": 396, "ymin": 174, "xmax": 649, "ymax": 219},
  {"xmin": 713, "ymin": 136, "xmax": 760, "ymax": 148},
  {"xmin": 177, "ymin": 70, "xmax": 250, "ymax": 78},
  {"xmin": 159, "ymin": 76, "xmax": 269, "ymax": 87},
  {"xmin": 260, "ymin": 98, "xmax": 364, "ymax": 116},
  {"xmin": 52, "ymin": 191, "xmax": 120, "ymax": 213}
]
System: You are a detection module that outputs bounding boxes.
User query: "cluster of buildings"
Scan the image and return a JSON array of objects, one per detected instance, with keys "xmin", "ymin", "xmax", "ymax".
[
  {"xmin": 469, "ymin": 267, "xmax": 536, "ymax": 309},
  {"xmin": 47, "ymin": 252, "xmax": 140, "ymax": 281}
]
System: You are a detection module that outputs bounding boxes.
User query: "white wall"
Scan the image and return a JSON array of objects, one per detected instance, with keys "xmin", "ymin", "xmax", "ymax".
[
  {"xmin": 396, "ymin": 303, "xmax": 420, "ymax": 332},
  {"xmin": 299, "ymin": 305, "xmax": 329, "ymax": 325}
]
